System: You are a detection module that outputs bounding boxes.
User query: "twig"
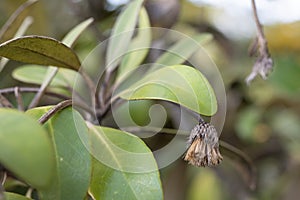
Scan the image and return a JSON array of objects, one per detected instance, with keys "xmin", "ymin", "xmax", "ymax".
[
  {"xmin": 96, "ymin": 96, "xmax": 123, "ymax": 124},
  {"xmin": 25, "ymin": 187, "xmax": 33, "ymax": 198},
  {"xmin": 123, "ymin": 126, "xmax": 256, "ymax": 189},
  {"xmin": 96, "ymin": 69, "xmax": 115, "ymax": 123},
  {"xmin": 80, "ymin": 70, "xmax": 97, "ymax": 108},
  {"xmin": 0, "ymin": 184, "xmax": 4, "ymax": 200},
  {"xmin": 251, "ymin": 0, "xmax": 265, "ymax": 47},
  {"xmin": 0, "ymin": 170, "xmax": 6, "ymax": 200},
  {"xmin": 0, "ymin": 171, "xmax": 7, "ymax": 185},
  {"xmin": 28, "ymin": 67, "xmax": 59, "ymax": 109},
  {"xmin": 0, "ymin": 87, "xmax": 69, "ymax": 100},
  {"xmin": 0, "ymin": 94, "xmax": 13, "ymax": 108},
  {"xmin": 0, "ymin": 87, "xmax": 94, "ymax": 114},
  {"xmin": 97, "ymin": 101, "xmax": 111, "ymax": 123},
  {"xmin": 122, "ymin": 126, "xmax": 187, "ymax": 136},
  {"xmin": 99, "ymin": 71, "xmax": 112, "ymax": 109},
  {"xmin": 14, "ymin": 87, "xmax": 24, "ymax": 111},
  {"xmin": 219, "ymin": 141, "xmax": 257, "ymax": 190},
  {"xmin": 246, "ymin": 0, "xmax": 273, "ymax": 84},
  {"xmin": 38, "ymin": 99, "xmax": 72, "ymax": 124}
]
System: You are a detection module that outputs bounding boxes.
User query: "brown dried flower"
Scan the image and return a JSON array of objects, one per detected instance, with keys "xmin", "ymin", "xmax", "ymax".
[{"xmin": 184, "ymin": 120, "xmax": 223, "ymax": 167}]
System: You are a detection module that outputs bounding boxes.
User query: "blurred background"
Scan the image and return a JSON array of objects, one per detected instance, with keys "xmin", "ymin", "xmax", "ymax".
[{"xmin": 1, "ymin": 0, "xmax": 300, "ymax": 199}]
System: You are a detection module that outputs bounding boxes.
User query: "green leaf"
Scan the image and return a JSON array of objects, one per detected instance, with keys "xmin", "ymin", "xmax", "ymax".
[
  {"xmin": 0, "ymin": 0, "xmax": 38, "ymax": 43},
  {"xmin": 26, "ymin": 107, "xmax": 91, "ymax": 200},
  {"xmin": 24, "ymin": 18, "xmax": 93, "ymax": 108},
  {"xmin": 12, "ymin": 65, "xmax": 79, "ymax": 88},
  {"xmin": 116, "ymin": 7, "xmax": 151, "ymax": 84},
  {"xmin": 12, "ymin": 65, "xmax": 84, "ymax": 97},
  {"xmin": 4, "ymin": 192, "xmax": 32, "ymax": 200},
  {"xmin": 0, "ymin": 16, "xmax": 34, "ymax": 72},
  {"xmin": 62, "ymin": 18, "xmax": 94, "ymax": 48},
  {"xmin": 106, "ymin": 0, "xmax": 143, "ymax": 72},
  {"xmin": 0, "ymin": 108, "xmax": 55, "ymax": 188},
  {"xmin": 88, "ymin": 125, "xmax": 163, "ymax": 200},
  {"xmin": 117, "ymin": 65, "xmax": 217, "ymax": 116},
  {"xmin": 149, "ymin": 33, "xmax": 213, "ymax": 72},
  {"xmin": 0, "ymin": 36, "xmax": 81, "ymax": 70},
  {"xmin": 113, "ymin": 100, "xmax": 155, "ymax": 127}
]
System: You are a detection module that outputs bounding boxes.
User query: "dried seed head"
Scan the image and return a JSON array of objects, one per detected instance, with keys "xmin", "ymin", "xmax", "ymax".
[
  {"xmin": 184, "ymin": 120, "xmax": 223, "ymax": 167},
  {"xmin": 246, "ymin": 55, "xmax": 273, "ymax": 85}
]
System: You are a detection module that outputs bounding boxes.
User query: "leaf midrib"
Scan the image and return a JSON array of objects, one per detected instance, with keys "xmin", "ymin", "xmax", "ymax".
[{"xmin": 90, "ymin": 126, "xmax": 140, "ymax": 199}]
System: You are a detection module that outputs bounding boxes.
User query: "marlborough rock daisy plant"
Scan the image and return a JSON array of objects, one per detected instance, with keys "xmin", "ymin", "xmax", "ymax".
[{"xmin": 0, "ymin": 0, "xmax": 268, "ymax": 199}]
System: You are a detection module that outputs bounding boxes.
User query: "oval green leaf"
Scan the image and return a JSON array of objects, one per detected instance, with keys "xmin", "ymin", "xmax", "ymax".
[
  {"xmin": 0, "ymin": 16, "xmax": 34, "ymax": 73},
  {"xmin": 26, "ymin": 107, "xmax": 91, "ymax": 200},
  {"xmin": 0, "ymin": 36, "xmax": 81, "ymax": 70},
  {"xmin": 22, "ymin": 18, "xmax": 93, "ymax": 108},
  {"xmin": 4, "ymin": 192, "xmax": 32, "ymax": 200},
  {"xmin": 116, "ymin": 7, "xmax": 151, "ymax": 84},
  {"xmin": 0, "ymin": 108, "xmax": 55, "ymax": 188},
  {"xmin": 118, "ymin": 65, "xmax": 217, "ymax": 116},
  {"xmin": 106, "ymin": 0, "xmax": 143, "ymax": 72},
  {"xmin": 13, "ymin": 65, "xmax": 79, "ymax": 88},
  {"xmin": 62, "ymin": 18, "xmax": 94, "ymax": 48},
  {"xmin": 88, "ymin": 125, "xmax": 163, "ymax": 200}
]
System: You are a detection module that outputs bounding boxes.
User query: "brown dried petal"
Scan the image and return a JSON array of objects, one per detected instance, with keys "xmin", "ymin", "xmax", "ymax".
[{"xmin": 184, "ymin": 121, "xmax": 223, "ymax": 167}]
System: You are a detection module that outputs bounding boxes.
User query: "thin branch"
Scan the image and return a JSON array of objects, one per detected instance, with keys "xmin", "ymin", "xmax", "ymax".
[
  {"xmin": 14, "ymin": 87, "xmax": 24, "ymax": 111},
  {"xmin": 25, "ymin": 188, "xmax": 33, "ymax": 198},
  {"xmin": 122, "ymin": 126, "xmax": 188, "ymax": 136},
  {"xmin": 0, "ymin": 170, "xmax": 6, "ymax": 200},
  {"xmin": 251, "ymin": 0, "xmax": 265, "ymax": 47},
  {"xmin": 219, "ymin": 141, "xmax": 257, "ymax": 190},
  {"xmin": 0, "ymin": 87, "xmax": 69, "ymax": 100},
  {"xmin": 28, "ymin": 67, "xmax": 59, "ymax": 109},
  {"xmin": 38, "ymin": 99, "xmax": 72, "ymax": 124},
  {"xmin": 80, "ymin": 70, "xmax": 97, "ymax": 108},
  {"xmin": 96, "ymin": 69, "xmax": 117, "ymax": 123},
  {"xmin": 0, "ymin": 94, "xmax": 13, "ymax": 108},
  {"xmin": 99, "ymin": 71, "xmax": 112, "ymax": 109},
  {"xmin": 124, "ymin": 126, "xmax": 256, "ymax": 189},
  {"xmin": 0, "ymin": 171, "xmax": 7, "ymax": 186},
  {"xmin": 0, "ymin": 184, "xmax": 4, "ymax": 200},
  {"xmin": 0, "ymin": 87, "xmax": 94, "ymax": 114},
  {"xmin": 96, "ymin": 96, "xmax": 123, "ymax": 124},
  {"xmin": 246, "ymin": 0, "xmax": 273, "ymax": 84}
]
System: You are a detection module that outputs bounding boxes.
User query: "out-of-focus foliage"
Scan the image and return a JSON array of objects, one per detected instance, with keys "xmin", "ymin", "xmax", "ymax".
[
  {"xmin": 0, "ymin": 0, "xmax": 217, "ymax": 199},
  {"xmin": 266, "ymin": 22, "xmax": 300, "ymax": 53},
  {"xmin": 1, "ymin": 0, "xmax": 300, "ymax": 200},
  {"xmin": 167, "ymin": 1, "xmax": 300, "ymax": 200}
]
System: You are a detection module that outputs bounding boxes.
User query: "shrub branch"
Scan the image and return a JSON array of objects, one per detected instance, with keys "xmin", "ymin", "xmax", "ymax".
[{"xmin": 246, "ymin": 0, "xmax": 273, "ymax": 84}]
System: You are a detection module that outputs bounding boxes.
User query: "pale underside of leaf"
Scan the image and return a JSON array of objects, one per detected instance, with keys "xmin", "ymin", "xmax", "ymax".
[
  {"xmin": 116, "ymin": 7, "xmax": 151, "ymax": 84},
  {"xmin": 105, "ymin": 0, "xmax": 144, "ymax": 72},
  {"xmin": 62, "ymin": 17, "xmax": 94, "ymax": 48},
  {"xmin": 149, "ymin": 33, "xmax": 213, "ymax": 72},
  {"xmin": 118, "ymin": 65, "xmax": 217, "ymax": 116}
]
